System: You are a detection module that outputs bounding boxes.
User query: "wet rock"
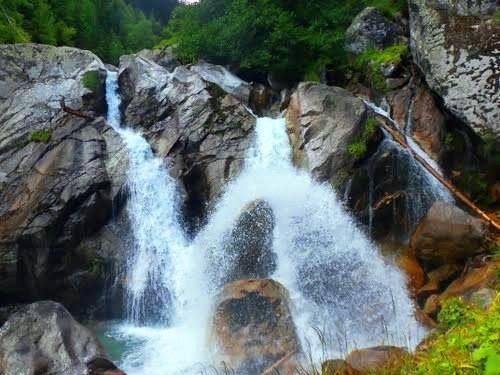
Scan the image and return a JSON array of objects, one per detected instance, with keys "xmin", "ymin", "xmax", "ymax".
[
  {"xmin": 224, "ymin": 200, "xmax": 276, "ymax": 283},
  {"xmin": 118, "ymin": 54, "xmax": 255, "ymax": 226},
  {"xmin": 410, "ymin": 202, "xmax": 488, "ymax": 265},
  {"xmin": 212, "ymin": 279, "xmax": 299, "ymax": 375},
  {"xmin": 0, "ymin": 45, "xmax": 126, "ymax": 311},
  {"xmin": 347, "ymin": 137, "xmax": 441, "ymax": 241},
  {"xmin": 466, "ymin": 288, "xmax": 496, "ymax": 310},
  {"xmin": 0, "ymin": 301, "xmax": 121, "ymax": 375},
  {"xmin": 346, "ymin": 7, "xmax": 405, "ymax": 54},
  {"xmin": 286, "ymin": 82, "xmax": 368, "ymax": 187},
  {"xmin": 346, "ymin": 346, "xmax": 407, "ymax": 372},
  {"xmin": 409, "ymin": 0, "xmax": 499, "ymax": 140},
  {"xmin": 410, "ymin": 83, "xmax": 445, "ymax": 160},
  {"xmin": 397, "ymin": 253, "xmax": 426, "ymax": 293},
  {"xmin": 249, "ymin": 83, "xmax": 274, "ymax": 116}
]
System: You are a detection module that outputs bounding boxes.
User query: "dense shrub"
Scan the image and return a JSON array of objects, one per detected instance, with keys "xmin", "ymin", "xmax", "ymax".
[
  {"xmin": 0, "ymin": 0, "xmax": 168, "ymax": 63},
  {"xmin": 163, "ymin": 0, "xmax": 407, "ymax": 82}
]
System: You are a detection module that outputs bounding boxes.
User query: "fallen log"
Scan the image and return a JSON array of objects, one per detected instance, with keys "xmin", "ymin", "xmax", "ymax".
[
  {"xmin": 373, "ymin": 114, "xmax": 500, "ymax": 232},
  {"xmin": 261, "ymin": 351, "xmax": 296, "ymax": 375},
  {"xmin": 60, "ymin": 98, "xmax": 96, "ymax": 121}
]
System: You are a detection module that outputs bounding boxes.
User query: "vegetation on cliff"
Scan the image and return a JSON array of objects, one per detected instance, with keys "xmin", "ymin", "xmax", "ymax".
[
  {"xmin": 0, "ymin": 0, "xmax": 177, "ymax": 63},
  {"xmin": 163, "ymin": 0, "xmax": 406, "ymax": 81}
]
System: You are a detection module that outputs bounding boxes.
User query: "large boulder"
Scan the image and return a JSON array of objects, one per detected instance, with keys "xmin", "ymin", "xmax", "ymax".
[
  {"xmin": 409, "ymin": 0, "xmax": 499, "ymax": 140},
  {"xmin": 346, "ymin": 346, "xmax": 407, "ymax": 372},
  {"xmin": 410, "ymin": 201, "xmax": 488, "ymax": 265},
  {"xmin": 346, "ymin": 136, "xmax": 446, "ymax": 241},
  {"xmin": 211, "ymin": 279, "xmax": 299, "ymax": 374},
  {"xmin": 286, "ymin": 82, "xmax": 369, "ymax": 187},
  {"xmin": 118, "ymin": 54, "xmax": 256, "ymax": 227},
  {"xmin": 346, "ymin": 7, "xmax": 405, "ymax": 54},
  {"xmin": 0, "ymin": 301, "xmax": 122, "ymax": 375},
  {"xmin": 223, "ymin": 200, "xmax": 276, "ymax": 283},
  {"xmin": 191, "ymin": 61, "xmax": 251, "ymax": 104},
  {"xmin": 0, "ymin": 44, "xmax": 127, "ymax": 311}
]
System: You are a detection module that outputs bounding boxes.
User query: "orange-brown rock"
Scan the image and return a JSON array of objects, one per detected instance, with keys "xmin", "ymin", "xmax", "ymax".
[
  {"xmin": 346, "ymin": 346, "xmax": 407, "ymax": 372},
  {"xmin": 423, "ymin": 294, "xmax": 441, "ymax": 317},
  {"xmin": 410, "ymin": 202, "xmax": 488, "ymax": 265},
  {"xmin": 397, "ymin": 254, "xmax": 426, "ymax": 293},
  {"xmin": 322, "ymin": 359, "xmax": 359, "ymax": 375},
  {"xmin": 417, "ymin": 264, "xmax": 462, "ymax": 299},
  {"xmin": 211, "ymin": 279, "xmax": 299, "ymax": 375},
  {"xmin": 411, "ymin": 84, "xmax": 445, "ymax": 160},
  {"xmin": 440, "ymin": 256, "xmax": 499, "ymax": 300}
]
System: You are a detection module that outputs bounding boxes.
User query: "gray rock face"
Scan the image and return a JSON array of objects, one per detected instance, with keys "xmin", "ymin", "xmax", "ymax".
[
  {"xmin": 409, "ymin": 0, "xmax": 499, "ymax": 139},
  {"xmin": 191, "ymin": 61, "xmax": 251, "ymax": 104},
  {"xmin": 224, "ymin": 200, "xmax": 276, "ymax": 283},
  {"xmin": 410, "ymin": 201, "xmax": 488, "ymax": 265},
  {"xmin": 346, "ymin": 7, "xmax": 405, "ymax": 54},
  {"xmin": 0, "ymin": 44, "xmax": 127, "ymax": 311},
  {"xmin": 118, "ymin": 53, "xmax": 256, "ymax": 225},
  {"xmin": 0, "ymin": 301, "xmax": 115, "ymax": 375},
  {"xmin": 136, "ymin": 47, "xmax": 180, "ymax": 72},
  {"xmin": 286, "ymin": 82, "xmax": 368, "ymax": 186}
]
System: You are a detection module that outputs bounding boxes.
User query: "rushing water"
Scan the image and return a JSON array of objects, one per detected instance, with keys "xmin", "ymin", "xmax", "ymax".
[
  {"xmin": 103, "ymin": 73, "xmax": 424, "ymax": 374},
  {"xmin": 363, "ymin": 100, "xmax": 453, "ymax": 237}
]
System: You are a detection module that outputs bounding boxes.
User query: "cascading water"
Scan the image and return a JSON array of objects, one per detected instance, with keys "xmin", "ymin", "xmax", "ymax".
[
  {"xmin": 363, "ymin": 101, "xmax": 453, "ymax": 236},
  {"xmin": 103, "ymin": 73, "xmax": 424, "ymax": 374}
]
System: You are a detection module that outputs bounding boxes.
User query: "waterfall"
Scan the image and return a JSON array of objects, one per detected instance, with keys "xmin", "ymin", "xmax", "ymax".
[
  {"xmin": 106, "ymin": 71, "xmax": 188, "ymax": 325},
  {"xmin": 103, "ymin": 74, "xmax": 424, "ymax": 374},
  {"xmin": 363, "ymin": 100, "xmax": 453, "ymax": 236}
]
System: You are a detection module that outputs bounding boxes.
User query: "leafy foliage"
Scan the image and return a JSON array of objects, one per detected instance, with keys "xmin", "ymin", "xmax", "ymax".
[
  {"xmin": 353, "ymin": 43, "xmax": 408, "ymax": 92},
  {"xmin": 0, "ymin": 0, "xmax": 165, "ymax": 63},
  {"xmin": 164, "ymin": 0, "xmax": 406, "ymax": 82},
  {"xmin": 82, "ymin": 70, "xmax": 101, "ymax": 91},
  {"xmin": 30, "ymin": 129, "xmax": 51, "ymax": 143},
  {"xmin": 348, "ymin": 116, "xmax": 379, "ymax": 159}
]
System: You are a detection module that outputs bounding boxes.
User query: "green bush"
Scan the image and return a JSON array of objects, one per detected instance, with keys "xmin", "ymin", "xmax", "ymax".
[
  {"xmin": 164, "ymin": 0, "xmax": 407, "ymax": 82},
  {"xmin": 353, "ymin": 43, "xmax": 408, "ymax": 92},
  {"xmin": 348, "ymin": 116, "xmax": 379, "ymax": 159},
  {"xmin": 30, "ymin": 129, "xmax": 51, "ymax": 143},
  {"xmin": 82, "ymin": 70, "xmax": 100, "ymax": 91}
]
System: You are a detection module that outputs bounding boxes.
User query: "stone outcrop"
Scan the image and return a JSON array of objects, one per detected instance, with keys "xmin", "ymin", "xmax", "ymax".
[
  {"xmin": 0, "ymin": 44, "xmax": 127, "ymax": 311},
  {"xmin": 0, "ymin": 301, "xmax": 122, "ymax": 375},
  {"xmin": 410, "ymin": 201, "xmax": 488, "ymax": 265},
  {"xmin": 409, "ymin": 0, "xmax": 499, "ymax": 139},
  {"xmin": 421, "ymin": 256, "xmax": 499, "ymax": 317},
  {"xmin": 224, "ymin": 200, "xmax": 276, "ymax": 283},
  {"xmin": 286, "ymin": 82, "xmax": 369, "ymax": 187},
  {"xmin": 346, "ymin": 346, "xmax": 407, "ymax": 372},
  {"xmin": 211, "ymin": 279, "xmax": 299, "ymax": 375},
  {"xmin": 346, "ymin": 7, "xmax": 405, "ymax": 54},
  {"xmin": 118, "ymin": 53, "xmax": 256, "ymax": 226}
]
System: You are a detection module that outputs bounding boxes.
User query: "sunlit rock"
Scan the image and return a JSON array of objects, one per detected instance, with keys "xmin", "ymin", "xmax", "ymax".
[{"xmin": 211, "ymin": 279, "xmax": 299, "ymax": 375}]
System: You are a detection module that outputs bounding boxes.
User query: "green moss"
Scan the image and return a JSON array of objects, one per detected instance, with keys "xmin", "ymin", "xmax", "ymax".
[
  {"xmin": 348, "ymin": 116, "xmax": 379, "ymax": 159},
  {"xmin": 82, "ymin": 70, "xmax": 101, "ymax": 91},
  {"xmin": 494, "ymin": 9, "xmax": 500, "ymax": 24},
  {"xmin": 29, "ymin": 129, "xmax": 51, "ymax": 143},
  {"xmin": 89, "ymin": 257, "xmax": 106, "ymax": 279},
  {"xmin": 370, "ymin": 0, "xmax": 407, "ymax": 18},
  {"xmin": 354, "ymin": 43, "xmax": 408, "ymax": 93}
]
